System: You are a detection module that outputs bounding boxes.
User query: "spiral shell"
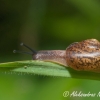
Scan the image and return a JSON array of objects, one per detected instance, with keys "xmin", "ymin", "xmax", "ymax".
[{"xmin": 66, "ymin": 39, "xmax": 100, "ymax": 72}]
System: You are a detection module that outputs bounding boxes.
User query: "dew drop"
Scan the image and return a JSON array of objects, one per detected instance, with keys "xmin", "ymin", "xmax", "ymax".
[{"xmin": 24, "ymin": 66, "xmax": 27, "ymax": 69}]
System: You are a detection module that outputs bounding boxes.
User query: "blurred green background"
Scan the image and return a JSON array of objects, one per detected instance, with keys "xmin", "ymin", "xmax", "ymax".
[{"xmin": 0, "ymin": 0, "xmax": 100, "ymax": 100}]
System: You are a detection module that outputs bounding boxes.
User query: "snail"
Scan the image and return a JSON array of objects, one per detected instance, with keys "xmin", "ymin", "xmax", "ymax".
[{"xmin": 13, "ymin": 39, "xmax": 100, "ymax": 72}]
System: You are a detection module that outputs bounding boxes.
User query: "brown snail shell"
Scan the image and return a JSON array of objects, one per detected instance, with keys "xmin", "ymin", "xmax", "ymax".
[{"xmin": 66, "ymin": 39, "xmax": 100, "ymax": 72}]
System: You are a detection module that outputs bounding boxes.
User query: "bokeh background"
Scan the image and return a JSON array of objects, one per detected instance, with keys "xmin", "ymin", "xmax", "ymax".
[{"xmin": 0, "ymin": 0, "xmax": 100, "ymax": 100}]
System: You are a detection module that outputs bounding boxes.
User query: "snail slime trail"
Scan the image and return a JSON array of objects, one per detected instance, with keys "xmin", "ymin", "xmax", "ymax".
[{"xmin": 13, "ymin": 39, "xmax": 100, "ymax": 73}]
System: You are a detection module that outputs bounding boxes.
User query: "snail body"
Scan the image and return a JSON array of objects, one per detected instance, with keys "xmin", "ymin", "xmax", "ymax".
[{"xmin": 14, "ymin": 39, "xmax": 100, "ymax": 72}]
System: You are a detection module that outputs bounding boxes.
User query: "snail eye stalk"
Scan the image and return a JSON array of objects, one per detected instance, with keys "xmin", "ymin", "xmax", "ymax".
[
  {"xmin": 13, "ymin": 43, "xmax": 37, "ymax": 55},
  {"xmin": 13, "ymin": 50, "xmax": 33, "ymax": 55},
  {"xmin": 20, "ymin": 43, "xmax": 37, "ymax": 54}
]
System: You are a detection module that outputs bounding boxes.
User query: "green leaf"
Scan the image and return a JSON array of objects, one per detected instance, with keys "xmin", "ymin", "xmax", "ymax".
[{"xmin": 0, "ymin": 60, "xmax": 100, "ymax": 80}]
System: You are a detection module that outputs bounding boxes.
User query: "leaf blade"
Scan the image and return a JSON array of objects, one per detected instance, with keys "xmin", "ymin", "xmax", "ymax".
[{"xmin": 0, "ymin": 60, "xmax": 100, "ymax": 80}]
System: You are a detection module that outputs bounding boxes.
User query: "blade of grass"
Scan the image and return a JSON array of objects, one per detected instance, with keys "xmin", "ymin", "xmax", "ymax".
[{"xmin": 0, "ymin": 60, "xmax": 100, "ymax": 80}]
